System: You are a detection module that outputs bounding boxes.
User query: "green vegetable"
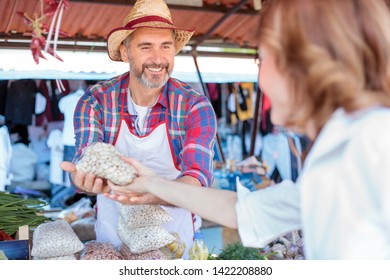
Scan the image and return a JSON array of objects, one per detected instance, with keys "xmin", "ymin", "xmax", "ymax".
[
  {"xmin": 216, "ymin": 241, "xmax": 273, "ymax": 260},
  {"xmin": 0, "ymin": 192, "xmax": 51, "ymax": 236}
]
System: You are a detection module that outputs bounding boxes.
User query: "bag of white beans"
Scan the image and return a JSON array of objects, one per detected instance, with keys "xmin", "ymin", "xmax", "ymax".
[
  {"xmin": 31, "ymin": 219, "xmax": 84, "ymax": 259},
  {"xmin": 75, "ymin": 142, "xmax": 137, "ymax": 185},
  {"xmin": 33, "ymin": 254, "xmax": 77, "ymax": 260},
  {"xmin": 118, "ymin": 205, "xmax": 173, "ymax": 228},
  {"xmin": 118, "ymin": 225, "xmax": 175, "ymax": 254}
]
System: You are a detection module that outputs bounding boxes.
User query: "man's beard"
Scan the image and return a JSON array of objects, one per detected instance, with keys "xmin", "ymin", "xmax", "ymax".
[{"xmin": 130, "ymin": 60, "xmax": 171, "ymax": 88}]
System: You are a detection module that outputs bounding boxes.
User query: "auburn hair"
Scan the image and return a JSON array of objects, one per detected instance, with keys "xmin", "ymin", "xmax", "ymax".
[{"xmin": 258, "ymin": 0, "xmax": 390, "ymax": 137}]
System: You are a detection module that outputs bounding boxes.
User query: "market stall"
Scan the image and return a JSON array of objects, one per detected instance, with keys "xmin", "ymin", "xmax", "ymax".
[{"xmin": 0, "ymin": 0, "xmax": 305, "ymax": 261}]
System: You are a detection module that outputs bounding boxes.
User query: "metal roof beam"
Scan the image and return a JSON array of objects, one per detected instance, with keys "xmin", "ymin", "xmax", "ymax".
[{"xmin": 195, "ymin": 0, "xmax": 249, "ymax": 45}]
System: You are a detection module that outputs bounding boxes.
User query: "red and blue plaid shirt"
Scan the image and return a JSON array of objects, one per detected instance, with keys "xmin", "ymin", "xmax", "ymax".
[{"xmin": 73, "ymin": 72, "xmax": 217, "ymax": 187}]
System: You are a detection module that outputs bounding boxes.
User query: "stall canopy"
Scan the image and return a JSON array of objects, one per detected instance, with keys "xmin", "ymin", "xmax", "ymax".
[
  {"xmin": 0, "ymin": 0, "xmax": 263, "ymax": 54},
  {"xmin": 0, "ymin": 0, "xmax": 263, "ymax": 81}
]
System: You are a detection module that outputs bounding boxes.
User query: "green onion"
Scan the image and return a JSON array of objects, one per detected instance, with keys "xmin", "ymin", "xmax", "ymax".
[{"xmin": 0, "ymin": 192, "xmax": 52, "ymax": 236}]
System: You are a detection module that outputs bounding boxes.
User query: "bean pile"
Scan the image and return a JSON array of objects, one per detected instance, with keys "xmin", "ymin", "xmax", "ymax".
[
  {"xmin": 119, "ymin": 244, "xmax": 167, "ymax": 260},
  {"xmin": 117, "ymin": 205, "xmax": 175, "ymax": 254},
  {"xmin": 76, "ymin": 142, "xmax": 137, "ymax": 185},
  {"xmin": 31, "ymin": 220, "xmax": 84, "ymax": 259},
  {"xmin": 80, "ymin": 241, "xmax": 124, "ymax": 260}
]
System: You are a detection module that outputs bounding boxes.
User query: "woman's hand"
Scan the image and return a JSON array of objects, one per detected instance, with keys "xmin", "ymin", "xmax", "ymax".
[
  {"xmin": 117, "ymin": 156, "xmax": 156, "ymax": 177},
  {"xmin": 104, "ymin": 157, "xmax": 165, "ymax": 205}
]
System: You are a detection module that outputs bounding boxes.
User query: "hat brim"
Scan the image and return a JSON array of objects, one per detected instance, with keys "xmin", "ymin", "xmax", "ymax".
[{"xmin": 107, "ymin": 23, "xmax": 194, "ymax": 61}]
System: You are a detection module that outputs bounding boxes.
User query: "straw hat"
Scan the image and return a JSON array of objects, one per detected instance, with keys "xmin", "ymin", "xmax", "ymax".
[{"xmin": 107, "ymin": 0, "xmax": 195, "ymax": 61}]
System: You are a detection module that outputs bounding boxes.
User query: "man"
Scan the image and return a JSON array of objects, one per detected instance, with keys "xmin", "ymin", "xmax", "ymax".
[{"xmin": 61, "ymin": 0, "xmax": 217, "ymax": 258}]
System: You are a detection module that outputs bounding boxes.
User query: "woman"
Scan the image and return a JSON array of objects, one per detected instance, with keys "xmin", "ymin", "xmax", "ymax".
[{"xmin": 105, "ymin": 0, "xmax": 390, "ymax": 259}]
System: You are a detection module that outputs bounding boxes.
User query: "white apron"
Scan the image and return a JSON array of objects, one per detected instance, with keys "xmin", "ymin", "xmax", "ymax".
[{"xmin": 95, "ymin": 97, "xmax": 200, "ymax": 259}]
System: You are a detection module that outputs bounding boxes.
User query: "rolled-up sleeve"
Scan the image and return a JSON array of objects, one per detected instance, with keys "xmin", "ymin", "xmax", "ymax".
[
  {"xmin": 236, "ymin": 179, "xmax": 302, "ymax": 248},
  {"xmin": 73, "ymin": 91, "xmax": 104, "ymax": 162},
  {"xmin": 179, "ymin": 96, "xmax": 217, "ymax": 187}
]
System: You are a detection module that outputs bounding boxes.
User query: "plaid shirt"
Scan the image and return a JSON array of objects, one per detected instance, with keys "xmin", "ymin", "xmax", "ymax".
[{"xmin": 73, "ymin": 72, "xmax": 217, "ymax": 187}]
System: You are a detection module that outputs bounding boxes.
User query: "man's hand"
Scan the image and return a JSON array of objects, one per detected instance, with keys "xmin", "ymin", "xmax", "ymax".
[{"xmin": 60, "ymin": 161, "xmax": 110, "ymax": 194}]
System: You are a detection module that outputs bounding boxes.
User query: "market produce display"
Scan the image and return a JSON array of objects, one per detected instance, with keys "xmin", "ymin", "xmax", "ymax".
[
  {"xmin": 35, "ymin": 255, "xmax": 77, "ymax": 260},
  {"xmin": 0, "ymin": 192, "xmax": 50, "ymax": 236},
  {"xmin": 212, "ymin": 241, "xmax": 270, "ymax": 260},
  {"xmin": 265, "ymin": 230, "xmax": 305, "ymax": 260},
  {"xmin": 188, "ymin": 231, "xmax": 209, "ymax": 260},
  {"xmin": 117, "ymin": 204, "xmax": 176, "ymax": 254},
  {"xmin": 31, "ymin": 219, "xmax": 84, "ymax": 259},
  {"xmin": 160, "ymin": 232, "xmax": 186, "ymax": 260},
  {"xmin": 70, "ymin": 216, "xmax": 96, "ymax": 242},
  {"xmin": 80, "ymin": 241, "xmax": 124, "ymax": 260},
  {"xmin": 118, "ymin": 204, "xmax": 173, "ymax": 228},
  {"xmin": 75, "ymin": 142, "xmax": 137, "ymax": 185},
  {"xmin": 119, "ymin": 244, "xmax": 167, "ymax": 260}
]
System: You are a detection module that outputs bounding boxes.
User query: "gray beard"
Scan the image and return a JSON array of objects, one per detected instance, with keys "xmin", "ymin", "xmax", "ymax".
[
  {"xmin": 137, "ymin": 71, "xmax": 170, "ymax": 88},
  {"xmin": 129, "ymin": 60, "xmax": 171, "ymax": 88}
]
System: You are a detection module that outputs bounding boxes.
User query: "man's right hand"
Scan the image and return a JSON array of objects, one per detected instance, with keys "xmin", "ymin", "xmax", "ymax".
[{"xmin": 60, "ymin": 161, "xmax": 110, "ymax": 194}]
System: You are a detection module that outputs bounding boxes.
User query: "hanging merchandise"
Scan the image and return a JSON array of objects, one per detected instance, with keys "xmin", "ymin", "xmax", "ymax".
[
  {"xmin": 0, "ymin": 81, "xmax": 8, "ymax": 116},
  {"xmin": 17, "ymin": 0, "xmax": 70, "ymax": 65},
  {"xmin": 206, "ymin": 83, "xmax": 222, "ymax": 118},
  {"xmin": 5, "ymin": 80, "xmax": 37, "ymax": 126},
  {"xmin": 235, "ymin": 83, "xmax": 253, "ymax": 122},
  {"xmin": 36, "ymin": 79, "xmax": 69, "ymax": 125},
  {"xmin": 17, "ymin": 0, "xmax": 70, "ymax": 92},
  {"xmin": 0, "ymin": 125, "xmax": 12, "ymax": 192},
  {"xmin": 260, "ymin": 92, "xmax": 273, "ymax": 136}
]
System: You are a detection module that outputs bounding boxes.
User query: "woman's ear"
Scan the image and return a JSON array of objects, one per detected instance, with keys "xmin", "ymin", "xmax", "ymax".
[{"xmin": 119, "ymin": 44, "xmax": 129, "ymax": 62}]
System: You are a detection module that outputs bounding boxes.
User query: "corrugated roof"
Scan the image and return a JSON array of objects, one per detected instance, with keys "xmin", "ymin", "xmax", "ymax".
[{"xmin": 0, "ymin": 0, "xmax": 263, "ymax": 55}]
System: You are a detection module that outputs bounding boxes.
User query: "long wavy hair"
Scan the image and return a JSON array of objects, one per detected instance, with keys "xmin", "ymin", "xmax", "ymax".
[{"xmin": 258, "ymin": 0, "xmax": 390, "ymax": 138}]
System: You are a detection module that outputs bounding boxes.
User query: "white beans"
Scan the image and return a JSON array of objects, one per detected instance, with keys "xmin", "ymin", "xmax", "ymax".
[
  {"xmin": 76, "ymin": 142, "xmax": 137, "ymax": 185},
  {"xmin": 79, "ymin": 242, "xmax": 168, "ymax": 260},
  {"xmin": 117, "ymin": 205, "xmax": 175, "ymax": 254},
  {"xmin": 118, "ymin": 205, "xmax": 173, "ymax": 228},
  {"xmin": 31, "ymin": 220, "xmax": 84, "ymax": 259},
  {"xmin": 33, "ymin": 254, "xmax": 77, "ymax": 260},
  {"xmin": 118, "ymin": 225, "xmax": 176, "ymax": 254}
]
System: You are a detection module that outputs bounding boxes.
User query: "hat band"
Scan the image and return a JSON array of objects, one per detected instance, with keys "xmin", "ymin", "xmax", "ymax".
[{"xmin": 125, "ymin": 15, "xmax": 174, "ymax": 29}]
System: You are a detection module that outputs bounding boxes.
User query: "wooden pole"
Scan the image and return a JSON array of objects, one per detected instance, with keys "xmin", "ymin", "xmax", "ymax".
[{"xmin": 249, "ymin": 86, "xmax": 263, "ymax": 156}]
